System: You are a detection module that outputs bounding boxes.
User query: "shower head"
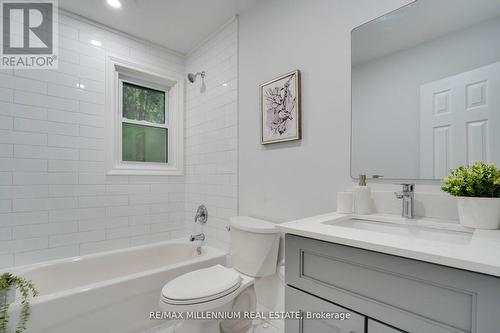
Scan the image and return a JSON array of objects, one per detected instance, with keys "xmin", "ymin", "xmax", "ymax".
[{"xmin": 187, "ymin": 71, "xmax": 205, "ymax": 83}]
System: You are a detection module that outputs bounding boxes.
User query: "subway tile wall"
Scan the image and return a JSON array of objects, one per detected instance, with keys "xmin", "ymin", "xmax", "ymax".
[
  {"xmin": 185, "ymin": 20, "xmax": 238, "ymax": 252},
  {"xmin": 0, "ymin": 12, "xmax": 188, "ymax": 268}
]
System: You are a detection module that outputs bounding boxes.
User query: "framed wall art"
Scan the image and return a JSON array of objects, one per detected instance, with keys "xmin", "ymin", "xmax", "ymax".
[{"xmin": 260, "ymin": 70, "xmax": 301, "ymax": 144}]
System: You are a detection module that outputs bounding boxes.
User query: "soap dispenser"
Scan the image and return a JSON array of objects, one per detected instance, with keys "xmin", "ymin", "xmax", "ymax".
[{"xmin": 354, "ymin": 175, "xmax": 371, "ymax": 215}]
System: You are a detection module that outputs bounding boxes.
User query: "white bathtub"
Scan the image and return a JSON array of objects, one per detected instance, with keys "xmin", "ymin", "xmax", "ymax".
[{"xmin": 5, "ymin": 240, "xmax": 226, "ymax": 333}]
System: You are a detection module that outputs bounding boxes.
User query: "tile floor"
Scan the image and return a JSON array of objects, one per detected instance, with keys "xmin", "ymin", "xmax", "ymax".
[{"xmin": 145, "ymin": 320, "xmax": 282, "ymax": 333}]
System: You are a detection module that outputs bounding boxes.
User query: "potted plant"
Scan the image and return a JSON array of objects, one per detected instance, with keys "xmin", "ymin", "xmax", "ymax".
[
  {"xmin": 442, "ymin": 162, "xmax": 500, "ymax": 229},
  {"xmin": 0, "ymin": 273, "xmax": 38, "ymax": 333}
]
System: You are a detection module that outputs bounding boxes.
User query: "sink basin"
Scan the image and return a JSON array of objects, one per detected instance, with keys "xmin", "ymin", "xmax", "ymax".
[
  {"xmin": 278, "ymin": 211, "xmax": 500, "ymax": 277},
  {"xmin": 323, "ymin": 218, "xmax": 473, "ymax": 244}
]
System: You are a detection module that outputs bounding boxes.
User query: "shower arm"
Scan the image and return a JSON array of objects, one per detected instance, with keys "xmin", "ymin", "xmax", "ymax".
[{"xmin": 187, "ymin": 71, "xmax": 206, "ymax": 83}]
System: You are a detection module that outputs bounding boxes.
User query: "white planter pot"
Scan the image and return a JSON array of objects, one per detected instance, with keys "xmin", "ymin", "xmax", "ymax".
[{"xmin": 457, "ymin": 197, "xmax": 500, "ymax": 229}]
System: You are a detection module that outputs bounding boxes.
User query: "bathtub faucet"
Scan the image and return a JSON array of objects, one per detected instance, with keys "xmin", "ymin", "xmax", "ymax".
[
  {"xmin": 190, "ymin": 233, "xmax": 205, "ymax": 242},
  {"xmin": 190, "ymin": 233, "xmax": 205, "ymax": 255},
  {"xmin": 194, "ymin": 205, "xmax": 208, "ymax": 224}
]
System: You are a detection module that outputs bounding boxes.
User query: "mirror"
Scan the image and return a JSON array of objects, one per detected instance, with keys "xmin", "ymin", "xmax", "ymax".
[{"xmin": 351, "ymin": 0, "xmax": 500, "ymax": 180}]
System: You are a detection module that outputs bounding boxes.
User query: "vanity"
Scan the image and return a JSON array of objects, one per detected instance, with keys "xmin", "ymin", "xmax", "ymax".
[
  {"xmin": 280, "ymin": 213, "xmax": 500, "ymax": 333},
  {"xmin": 283, "ymin": 0, "xmax": 500, "ymax": 331}
]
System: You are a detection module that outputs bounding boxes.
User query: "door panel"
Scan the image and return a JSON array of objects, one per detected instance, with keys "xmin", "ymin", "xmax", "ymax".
[{"xmin": 420, "ymin": 61, "xmax": 500, "ymax": 178}]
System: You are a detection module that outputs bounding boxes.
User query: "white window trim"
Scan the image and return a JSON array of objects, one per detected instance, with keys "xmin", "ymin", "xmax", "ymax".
[{"xmin": 106, "ymin": 55, "xmax": 184, "ymax": 176}]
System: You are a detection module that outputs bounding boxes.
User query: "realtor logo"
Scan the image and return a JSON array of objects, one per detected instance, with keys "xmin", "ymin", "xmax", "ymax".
[{"xmin": 1, "ymin": 0, "xmax": 58, "ymax": 68}]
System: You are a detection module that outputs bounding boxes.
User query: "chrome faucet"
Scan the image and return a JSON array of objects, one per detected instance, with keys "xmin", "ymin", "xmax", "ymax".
[
  {"xmin": 190, "ymin": 232, "xmax": 205, "ymax": 255},
  {"xmin": 395, "ymin": 184, "xmax": 415, "ymax": 219},
  {"xmin": 190, "ymin": 233, "xmax": 205, "ymax": 242},
  {"xmin": 194, "ymin": 204, "xmax": 208, "ymax": 224},
  {"xmin": 191, "ymin": 205, "xmax": 208, "ymax": 254}
]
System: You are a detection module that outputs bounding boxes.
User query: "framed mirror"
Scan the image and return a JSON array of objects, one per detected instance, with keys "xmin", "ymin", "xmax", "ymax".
[{"xmin": 351, "ymin": 0, "xmax": 500, "ymax": 181}]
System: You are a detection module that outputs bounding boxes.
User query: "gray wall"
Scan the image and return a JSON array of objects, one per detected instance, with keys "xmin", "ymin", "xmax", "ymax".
[{"xmin": 238, "ymin": 0, "xmax": 411, "ymax": 222}]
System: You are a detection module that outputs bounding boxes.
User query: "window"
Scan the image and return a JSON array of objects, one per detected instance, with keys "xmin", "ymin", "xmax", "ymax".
[
  {"xmin": 106, "ymin": 56, "xmax": 184, "ymax": 175},
  {"xmin": 120, "ymin": 81, "xmax": 168, "ymax": 163}
]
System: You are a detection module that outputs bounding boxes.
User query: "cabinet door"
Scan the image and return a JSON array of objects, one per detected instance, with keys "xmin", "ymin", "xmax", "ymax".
[
  {"xmin": 285, "ymin": 286, "xmax": 365, "ymax": 333},
  {"xmin": 286, "ymin": 234, "xmax": 500, "ymax": 332},
  {"xmin": 368, "ymin": 319, "xmax": 405, "ymax": 333}
]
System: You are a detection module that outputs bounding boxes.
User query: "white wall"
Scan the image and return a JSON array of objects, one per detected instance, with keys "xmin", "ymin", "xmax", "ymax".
[
  {"xmin": 0, "ymin": 12, "xmax": 187, "ymax": 268},
  {"xmin": 238, "ymin": 0, "xmax": 411, "ymax": 223},
  {"xmin": 352, "ymin": 16, "xmax": 500, "ymax": 179},
  {"xmin": 237, "ymin": 0, "xmax": 413, "ymax": 327},
  {"xmin": 0, "ymin": 10, "xmax": 238, "ymax": 268},
  {"xmin": 184, "ymin": 20, "xmax": 238, "ymax": 252}
]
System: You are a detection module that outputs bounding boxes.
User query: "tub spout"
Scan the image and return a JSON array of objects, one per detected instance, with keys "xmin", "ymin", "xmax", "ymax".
[{"xmin": 190, "ymin": 233, "xmax": 205, "ymax": 242}]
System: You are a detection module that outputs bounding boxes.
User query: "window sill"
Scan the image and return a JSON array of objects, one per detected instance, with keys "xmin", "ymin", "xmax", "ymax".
[{"xmin": 107, "ymin": 165, "xmax": 184, "ymax": 176}]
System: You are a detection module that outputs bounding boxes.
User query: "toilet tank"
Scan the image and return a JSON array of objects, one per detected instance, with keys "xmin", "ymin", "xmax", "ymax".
[{"xmin": 229, "ymin": 216, "xmax": 280, "ymax": 277}]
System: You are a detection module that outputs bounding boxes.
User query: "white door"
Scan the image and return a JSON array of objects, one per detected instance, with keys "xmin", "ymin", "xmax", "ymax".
[{"xmin": 420, "ymin": 62, "xmax": 500, "ymax": 179}]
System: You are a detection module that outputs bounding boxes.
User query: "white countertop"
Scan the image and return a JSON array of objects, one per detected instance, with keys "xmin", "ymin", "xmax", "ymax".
[{"xmin": 278, "ymin": 212, "xmax": 500, "ymax": 278}]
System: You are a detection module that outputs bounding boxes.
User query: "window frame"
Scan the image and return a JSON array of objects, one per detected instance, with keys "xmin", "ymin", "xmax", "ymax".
[
  {"xmin": 119, "ymin": 78, "xmax": 169, "ymax": 165},
  {"xmin": 106, "ymin": 55, "xmax": 184, "ymax": 176}
]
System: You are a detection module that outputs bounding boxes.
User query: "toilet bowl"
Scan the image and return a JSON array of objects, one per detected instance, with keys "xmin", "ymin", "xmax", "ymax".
[
  {"xmin": 159, "ymin": 216, "xmax": 280, "ymax": 333},
  {"xmin": 160, "ymin": 265, "xmax": 255, "ymax": 333}
]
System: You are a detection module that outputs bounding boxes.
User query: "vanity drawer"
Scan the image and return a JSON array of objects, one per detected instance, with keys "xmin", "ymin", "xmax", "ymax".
[
  {"xmin": 285, "ymin": 285, "xmax": 365, "ymax": 333},
  {"xmin": 285, "ymin": 234, "xmax": 500, "ymax": 333},
  {"xmin": 368, "ymin": 319, "xmax": 405, "ymax": 333}
]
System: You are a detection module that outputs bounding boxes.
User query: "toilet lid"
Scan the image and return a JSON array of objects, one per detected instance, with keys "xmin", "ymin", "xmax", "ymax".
[{"xmin": 162, "ymin": 265, "xmax": 241, "ymax": 303}]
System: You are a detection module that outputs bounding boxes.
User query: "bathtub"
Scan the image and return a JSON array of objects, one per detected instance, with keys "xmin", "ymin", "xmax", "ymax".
[{"xmin": 4, "ymin": 240, "xmax": 226, "ymax": 333}]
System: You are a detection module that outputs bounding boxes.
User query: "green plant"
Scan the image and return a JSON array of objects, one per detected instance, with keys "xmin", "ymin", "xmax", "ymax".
[
  {"xmin": 0, "ymin": 273, "xmax": 38, "ymax": 333},
  {"xmin": 442, "ymin": 161, "xmax": 500, "ymax": 197}
]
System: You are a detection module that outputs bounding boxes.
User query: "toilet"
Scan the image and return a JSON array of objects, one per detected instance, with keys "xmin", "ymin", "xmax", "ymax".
[{"xmin": 159, "ymin": 216, "xmax": 281, "ymax": 333}]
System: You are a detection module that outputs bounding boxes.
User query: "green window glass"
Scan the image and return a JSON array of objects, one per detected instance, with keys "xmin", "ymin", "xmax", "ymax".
[
  {"xmin": 121, "ymin": 81, "xmax": 168, "ymax": 163},
  {"xmin": 122, "ymin": 82, "xmax": 166, "ymax": 124},
  {"xmin": 122, "ymin": 124, "xmax": 167, "ymax": 163}
]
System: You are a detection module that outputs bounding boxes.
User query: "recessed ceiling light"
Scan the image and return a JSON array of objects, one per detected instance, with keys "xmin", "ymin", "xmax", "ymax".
[
  {"xmin": 106, "ymin": 0, "xmax": 121, "ymax": 9},
  {"xmin": 90, "ymin": 39, "xmax": 102, "ymax": 47},
  {"xmin": 77, "ymin": 83, "xmax": 85, "ymax": 89},
  {"xmin": 222, "ymin": 83, "xmax": 228, "ymax": 87}
]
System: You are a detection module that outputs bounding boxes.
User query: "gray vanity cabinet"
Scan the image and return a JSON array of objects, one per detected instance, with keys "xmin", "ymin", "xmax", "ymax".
[
  {"xmin": 368, "ymin": 320, "xmax": 405, "ymax": 333},
  {"xmin": 285, "ymin": 285, "xmax": 365, "ymax": 333},
  {"xmin": 285, "ymin": 234, "xmax": 500, "ymax": 333}
]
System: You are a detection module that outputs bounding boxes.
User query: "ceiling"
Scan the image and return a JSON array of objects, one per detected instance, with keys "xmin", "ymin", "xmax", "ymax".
[
  {"xmin": 59, "ymin": 0, "xmax": 257, "ymax": 54},
  {"xmin": 352, "ymin": 0, "xmax": 500, "ymax": 66}
]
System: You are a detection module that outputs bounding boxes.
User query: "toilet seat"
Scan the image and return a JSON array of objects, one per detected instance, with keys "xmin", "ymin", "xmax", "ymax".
[{"xmin": 161, "ymin": 265, "xmax": 242, "ymax": 305}]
